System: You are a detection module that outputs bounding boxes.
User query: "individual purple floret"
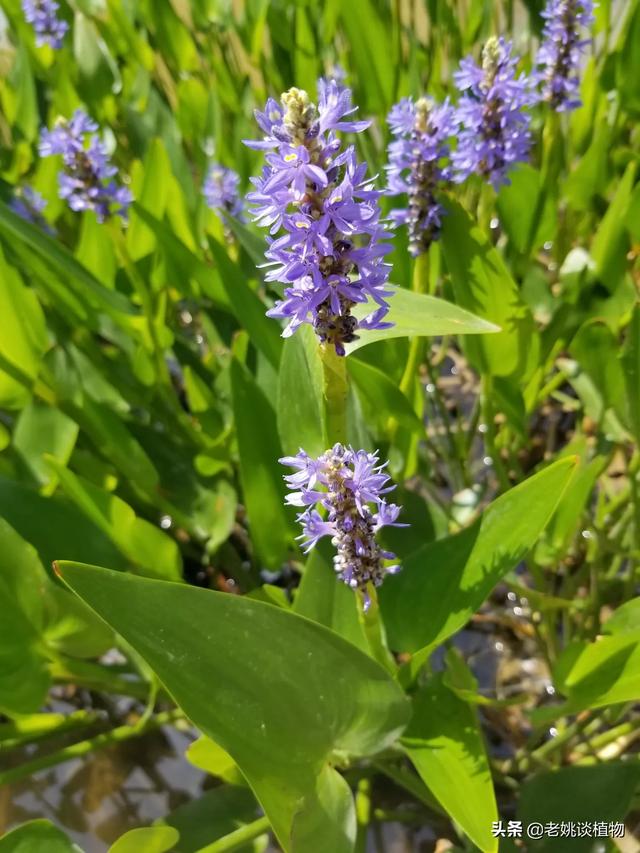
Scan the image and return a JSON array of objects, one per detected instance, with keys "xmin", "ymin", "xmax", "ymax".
[
  {"xmin": 453, "ymin": 37, "xmax": 535, "ymax": 189},
  {"xmin": 536, "ymin": 0, "xmax": 595, "ymax": 111},
  {"xmin": 203, "ymin": 164, "xmax": 244, "ymax": 221},
  {"xmin": 244, "ymin": 79, "xmax": 394, "ymax": 355},
  {"xmin": 386, "ymin": 96, "xmax": 456, "ymax": 255},
  {"xmin": 39, "ymin": 110, "xmax": 132, "ymax": 223},
  {"xmin": 281, "ymin": 444, "xmax": 407, "ymax": 607},
  {"xmin": 22, "ymin": 0, "xmax": 68, "ymax": 49}
]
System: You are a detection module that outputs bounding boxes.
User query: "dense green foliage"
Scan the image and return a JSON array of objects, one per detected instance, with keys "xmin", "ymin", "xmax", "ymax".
[{"xmin": 0, "ymin": 0, "xmax": 639, "ymax": 850}]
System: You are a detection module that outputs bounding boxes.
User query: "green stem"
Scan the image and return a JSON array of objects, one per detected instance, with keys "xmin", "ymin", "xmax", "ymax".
[
  {"xmin": 0, "ymin": 711, "xmax": 99, "ymax": 751},
  {"xmin": 355, "ymin": 777, "xmax": 372, "ymax": 853},
  {"xmin": 359, "ymin": 586, "xmax": 396, "ymax": 674},
  {"xmin": 198, "ymin": 816, "xmax": 271, "ymax": 852},
  {"xmin": 481, "ymin": 374, "xmax": 510, "ymax": 492},
  {"xmin": 0, "ymin": 709, "xmax": 183, "ymax": 787},
  {"xmin": 321, "ymin": 343, "xmax": 348, "ymax": 445}
]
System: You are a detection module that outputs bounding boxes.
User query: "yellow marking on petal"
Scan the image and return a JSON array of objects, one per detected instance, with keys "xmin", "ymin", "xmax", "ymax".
[
  {"xmin": 284, "ymin": 153, "xmax": 297, "ymax": 162},
  {"xmin": 295, "ymin": 220, "xmax": 309, "ymax": 229}
]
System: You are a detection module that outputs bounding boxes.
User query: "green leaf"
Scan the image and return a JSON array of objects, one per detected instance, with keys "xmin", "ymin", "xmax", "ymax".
[
  {"xmin": 13, "ymin": 400, "xmax": 79, "ymax": 489},
  {"xmin": 294, "ymin": 7, "xmax": 319, "ymax": 94},
  {"xmin": 615, "ymin": 0, "xmax": 640, "ymax": 113},
  {"xmin": 555, "ymin": 630, "xmax": 640, "ymax": 710},
  {"xmin": 441, "ymin": 200, "xmax": 539, "ymax": 380},
  {"xmin": 339, "ymin": 0, "xmax": 393, "ymax": 112},
  {"xmin": 48, "ymin": 461, "xmax": 182, "ymax": 582},
  {"xmin": 347, "ymin": 357, "xmax": 422, "ymax": 431},
  {"xmin": 379, "ymin": 457, "xmax": 577, "ymax": 655},
  {"xmin": 108, "ymin": 826, "xmax": 179, "ymax": 853},
  {"xmin": 496, "ymin": 164, "xmax": 555, "ymax": 254},
  {"xmin": 402, "ymin": 676, "xmax": 498, "ymax": 853},
  {"xmin": 602, "ymin": 598, "xmax": 640, "ymax": 636},
  {"xmin": 161, "ymin": 786, "xmax": 267, "ymax": 853},
  {"xmin": 346, "ymin": 285, "xmax": 500, "ymax": 354},
  {"xmin": 621, "ymin": 305, "xmax": 640, "ymax": 444},
  {"xmin": 226, "ymin": 217, "xmax": 270, "ymax": 269},
  {"xmin": 76, "ymin": 213, "xmax": 117, "ymax": 288},
  {"xmin": 290, "ymin": 765, "xmax": 356, "ymax": 853},
  {"xmin": 7, "ymin": 45, "xmax": 38, "ymax": 141},
  {"xmin": 131, "ymin": 205, "xmax": 228, "ymax": 308},
  {"xmin": 0, "ymin": 246, "xmax": 47, "ymax": 409},
  {"xmin": 127, "ymin": 140, "xmax": 171, "ymax": 260},
  {"xmin": 563, "ymin": 116, "xmax": 610, "ymax": 211},
  {"xmin": 518, "ymin": 764, "xmax": 640, "ymax": 852},
  {"xmin": 0, "ymin": 475, "xmax": 128, "ymax": 571},
  {"xmin": 186, "ymin": 736, "xmax": 245, "ymax": 785},
  {"xmin": 293, "ymin": 545, "xmax": 369, "ymax": 654},
  {"xmin": 277, "ymin": 325, "xmax": 326, "ymax": 457},
  {"xmin": 75, "ymin": 398, "xmax": 160, "ymax": 493},
  {"xmin": 570, "ymin": 321, "xmax": 628, "ymax": 427},
  {"xmin": 73, "ymin": 11, "xmax": 120, "ymax": 99},
  {"xmin": 0, "ymin": 201, "xmax": 136, "ymax": 317},
  {"xmin": 0, "ymin": 820, "xmax": 78, "ymax": 853},
  {"xmin": 541, "ymin": 442, "xmax": 606, "ymax": 556},
  {"xmin": 0, "ymin": 518, "xmax": 51, "ymax": 715},
  {"xmin": 230, "ymin": 357, "xmax": 292, "ymax": 569},
  {"xmin": 56, "ymin": 562, "xmax": 410, "ymax": 851},
  {"xmin": 43, "ymin": 583, "xmax": 115, "ymax": 660},
  {"xmin": 591, "ymin": 161, "xmax": 636, "ymax": 292},
  {"xmin": 209, "ymin": 237, "xmax": 283, "ymax": 369}
]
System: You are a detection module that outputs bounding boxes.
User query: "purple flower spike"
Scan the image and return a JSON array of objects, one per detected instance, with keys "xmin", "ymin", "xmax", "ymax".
[
  {"xmin": 386, "ymin": 96, "xmax": 456, "ymax": 255},
  {"xmin": 536, "ymin": 0, "xmax": 595, "ymax": 112},
  {"xmin": 22, "ymin": 0, "xmax": 68, "ymax": 49},
  {"xmin": 39, "ymin": 109, "xmax": 132, "ymax": 223},
  {"xmin": 203, "ymin": 164, "xmax": 244, "ymax": 221},
  {"xmin": 280, "ymin": 445, "xmax": 407, "ymax": 605},
  {"xmin": 453, "ymin": 37, "xmax": 535, "ymax": 189},
  {"xmin": 245, "ymin": 79, "xmax": 394, "ymax": 355}
]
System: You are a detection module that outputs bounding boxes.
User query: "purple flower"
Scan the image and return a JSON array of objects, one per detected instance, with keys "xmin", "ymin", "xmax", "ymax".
[
  {"xmin": 536, "ymin": 0, "xmax": 595, "ymax": 111},
  {"xmin": 453, "ymin": 37, "xmax": 535, "ymax": 189},
  {"xmin": 386, "ymin": 96, "xmax": 456, "ymax": 255},
  {"xmin": 22, "ymin": 0, "xmax": 68, "ymax": 49},
  {"xmin": 9, "ymin": 186, "xmax": 50, "ymax": 229},
  {"xmin": 203, "ymin": 164, "xmax": 244, "ymax": 221},
  {"xmin": 39, "ymin": 109, "xmax": 132, "ymax": 222},
  {"xmin": 245, "ymin": 80, "xmax": 394, "ymax": 355},
  {"xmin": 280, "ymin": 445, "xmax": 407, "ymax": 607}
]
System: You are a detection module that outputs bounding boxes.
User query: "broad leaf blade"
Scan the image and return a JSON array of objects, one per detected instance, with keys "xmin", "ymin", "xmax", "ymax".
[
  {"xmin": 402, "ymin": 676, "xmax": 498, "ymax": 853},
  {"xmin": 56, "ymin": 562, "xmax": 410, "ymax": 850},
  {"xmin": 441, "ymin": 200, "xmax": 539, "ymax": 380},
  {"xmin": 346, "ymin": 286, "xmax": 500, "ymax": 353},
  {"xmin": 230, "ymin": 358, "xmax": 292, "ymax": 569},
  {"xmin": 518, "ymin": 764, "xmax": 640, "ymax": 852},
  {"xmin": 379, "ymin": 457, "xmax": 577, "ymax": 654},
  {"xmin": 277, "ymin": 325, "xmax": 327, "ymax": 457}
]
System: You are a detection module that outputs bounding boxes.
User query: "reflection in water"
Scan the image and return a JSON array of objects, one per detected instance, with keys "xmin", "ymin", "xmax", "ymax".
[{"xmin": 2, "ymin": 707, "xmax": 206, "ymax": 853}]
